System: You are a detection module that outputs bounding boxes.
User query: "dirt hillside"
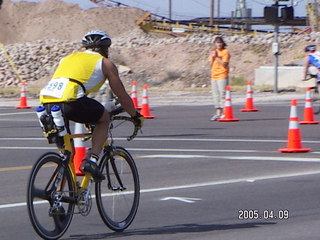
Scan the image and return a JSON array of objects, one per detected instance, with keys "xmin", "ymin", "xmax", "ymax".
[
  {"xmin": 0, "ymin": 0, "xmax": 314, "ymax": 92},
  {"xmin": 0, "ymin": 0, "xmax": 146, "ymax": 44}
]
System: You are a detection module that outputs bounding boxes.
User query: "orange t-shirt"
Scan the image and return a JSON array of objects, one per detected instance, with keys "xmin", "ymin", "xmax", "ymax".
[{"xmin": 209, "ymin": 48, "xmax": 230, "ymax": 80}]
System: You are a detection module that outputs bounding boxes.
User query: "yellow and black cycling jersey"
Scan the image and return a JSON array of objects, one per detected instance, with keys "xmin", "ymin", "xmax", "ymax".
[{"xmin": 40, "ymin": 50, "xmax": 106, "ymax": 103}]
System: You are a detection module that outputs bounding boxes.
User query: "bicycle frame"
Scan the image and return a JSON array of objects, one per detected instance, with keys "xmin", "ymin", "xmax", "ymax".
[
  {"xmin": 28, "ymin": 109, "xmax": 141, "ymax": 239},
  {"xmin": 59, "ymin": 114, "xmax": 136, "ymax": 192},
  {"xmin": 61, "ymin": 131, "xmax": 108, "ymax": 191}
]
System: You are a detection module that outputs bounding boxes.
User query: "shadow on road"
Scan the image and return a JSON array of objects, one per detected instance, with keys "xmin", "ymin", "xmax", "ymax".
[{"xmin": 65, "ymin": 221, "xmax": 276, "ymax": 239}]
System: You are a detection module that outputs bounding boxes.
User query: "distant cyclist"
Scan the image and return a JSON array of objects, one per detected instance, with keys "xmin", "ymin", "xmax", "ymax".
[
  {"xmin": 303, "ymin": 44, "xmax": 320, "ymax": 83},
  {"xmin": 39, "ymin": 30, "xmax": 144, "ymax": 181}
]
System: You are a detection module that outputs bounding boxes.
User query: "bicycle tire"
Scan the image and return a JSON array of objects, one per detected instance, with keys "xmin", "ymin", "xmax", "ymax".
[
  {"xmin": 27, "ymin": 152, "xmax": 75, "ymax": 240},
  {"xmin": 311, "ymin": 88, "xmax": 320, "ymax": 114},
  {"xmin": 96, "ymin": 146, "xmax": 140, "ymax": 232}
]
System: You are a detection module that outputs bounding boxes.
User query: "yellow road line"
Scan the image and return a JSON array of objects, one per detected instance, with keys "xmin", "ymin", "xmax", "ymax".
[
  {"xmin": 0, "ymin": 165, "xmax": 32, "ymax": 172},
  {"xmin": 0, "ymin": 164, "xmax": 55, "ymax": 172}
]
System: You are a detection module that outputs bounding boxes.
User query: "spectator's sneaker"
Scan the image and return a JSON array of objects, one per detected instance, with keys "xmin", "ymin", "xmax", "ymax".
[
  {"xmin": 210, "ymin": 115, "xmax": 220, "ymax": 121},
  {"xmin": 80, "ymin": 159, "xmax": 105, "ymax": 181}
]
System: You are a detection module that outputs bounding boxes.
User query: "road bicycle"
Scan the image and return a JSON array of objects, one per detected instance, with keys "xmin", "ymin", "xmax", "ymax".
[
  {"xmin": 27, "ymin": 106, "xmax": 141, "ymax": 240},
  {"xmin": 304, "ymin": 73, "xmax": 320, "ymax": 114}
]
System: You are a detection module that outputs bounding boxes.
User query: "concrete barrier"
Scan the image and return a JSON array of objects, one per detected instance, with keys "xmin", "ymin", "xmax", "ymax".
[{"xmin": 254, "ymin": 66, "xmax": 313, "ymax": 89}]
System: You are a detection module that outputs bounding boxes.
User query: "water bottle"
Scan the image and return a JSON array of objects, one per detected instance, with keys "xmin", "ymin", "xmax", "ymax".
[
  {"xmin": 51, "ymin": 105, "xmax": 67, "ymax": 136},
  {"xmin": 36, "ymin": 106, "xmax": 46, "ymax": 128}
]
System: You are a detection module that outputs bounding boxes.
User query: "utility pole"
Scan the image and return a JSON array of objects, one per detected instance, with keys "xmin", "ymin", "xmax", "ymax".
[
  {"xmin": 273, "ymin": 0, "xmax": 280, "ymax": 93},
  {"xmin": 315, "ymin": 0, "xmax": 319, "ymax": 31},
  {"xmin": 210, "ymin": 0, "xmax": 214, "ymax": 25},
  {"xmin": 169, "ymin": 0, "xmax": 172, "ymax": 20}
]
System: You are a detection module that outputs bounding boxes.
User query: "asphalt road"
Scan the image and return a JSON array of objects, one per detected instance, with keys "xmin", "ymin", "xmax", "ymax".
[{"xmin": 1, "ymin": 102, "xmax": 320, "ymax": 240}]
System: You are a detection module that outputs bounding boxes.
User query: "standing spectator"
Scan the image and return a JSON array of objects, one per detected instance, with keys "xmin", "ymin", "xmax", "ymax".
[{"xmin": 208, "ymin": 36, "xmax": 231, "ymax": 121}]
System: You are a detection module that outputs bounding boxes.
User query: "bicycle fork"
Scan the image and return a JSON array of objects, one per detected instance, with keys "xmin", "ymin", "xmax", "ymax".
[{"xmin": 107, "ymin": 153, "xmax": 126, "ymax": 191}]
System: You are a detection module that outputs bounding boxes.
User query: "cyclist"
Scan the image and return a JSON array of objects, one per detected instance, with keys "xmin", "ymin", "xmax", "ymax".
[
  {"xmin": 302, "ymin": 44, "xmax": 320, "ymax": 83},
  {"xmin": 39, "ymin": 30, "xmax": 144, "ymax": 181}
]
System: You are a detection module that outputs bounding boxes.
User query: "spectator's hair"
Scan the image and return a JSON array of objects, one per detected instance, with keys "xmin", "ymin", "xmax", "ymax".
[{"xmin": 214, "ymin": 36, "xmax": 227, "ymax": 48}]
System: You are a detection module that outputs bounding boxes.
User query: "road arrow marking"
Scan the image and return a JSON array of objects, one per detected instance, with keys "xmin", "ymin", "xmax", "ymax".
[{"xmin": 160, "ymin": 197, "xmax": 201, "ymax": 203}]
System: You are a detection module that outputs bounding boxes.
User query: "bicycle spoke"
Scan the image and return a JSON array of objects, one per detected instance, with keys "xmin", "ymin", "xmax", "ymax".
[{"xmin": 96, "ymin": 147, "xmax": 140, "ymax": 232}]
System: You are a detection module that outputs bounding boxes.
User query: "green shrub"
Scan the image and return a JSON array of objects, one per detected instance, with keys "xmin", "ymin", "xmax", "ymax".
[{"xmin": 231, "ymin": 76, "xmax": 247, "ymax": 86}]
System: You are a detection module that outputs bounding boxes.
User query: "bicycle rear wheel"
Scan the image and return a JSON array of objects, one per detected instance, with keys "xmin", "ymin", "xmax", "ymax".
[
  {"xmin": 96, "ymin": 146, "xmax": 140, "ymax": 232},
  {"xmin": 311, "ymin": 88, "xmax": 320, "ymax": 114},
  {"xmin": 27, "ymin": 152, "xmax": 75, "ymax": 240}
]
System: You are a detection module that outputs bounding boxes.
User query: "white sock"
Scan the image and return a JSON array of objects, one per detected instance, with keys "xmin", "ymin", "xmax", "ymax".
[{"xmin": 89, "ymin": 153, "xmax": 99, "ymax": 163}]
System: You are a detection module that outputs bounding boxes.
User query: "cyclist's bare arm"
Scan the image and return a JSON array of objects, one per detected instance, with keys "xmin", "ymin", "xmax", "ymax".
[
  {"xmin": 303, "ymin": 57, "xmax": 311, "ymax": 81},
  {"xmin": 102, "ymin": 58, "xmax": 136, "ymax": 117}
]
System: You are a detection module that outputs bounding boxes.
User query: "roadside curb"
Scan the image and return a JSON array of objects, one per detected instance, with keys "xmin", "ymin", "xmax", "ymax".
[{"xmin": 0, "ymin": 91, "xmax": 306, "ymax": 107}]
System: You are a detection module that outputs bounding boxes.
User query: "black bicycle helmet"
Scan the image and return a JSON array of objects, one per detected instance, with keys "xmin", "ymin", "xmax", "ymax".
[
  {"xmin": 305, "ymin": 44, "xmax": 316, "ymax": 52},
  {"xmin": 82, "ymin": 30, "xmax": 112, "ymax": 50}
]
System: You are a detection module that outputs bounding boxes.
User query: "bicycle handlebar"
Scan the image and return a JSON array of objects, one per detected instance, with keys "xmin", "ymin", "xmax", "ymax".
[
  {"xmin": 304, "ymin": 73, "xmax": 318, "ymax": 81},
  {"xmin": 110, "ymin": 106, "xmax": 125, "ymax": 116},
  {"xmin": 83, "ymin": 106, "xmax": 141, "ymax": 142},
  {"xmin": 112, "ymin": 115, "xmax": 140, "ymax": 141},
  {"xmin": 110, "ymin": 106, "xmax": 141, "ymax": 141}
]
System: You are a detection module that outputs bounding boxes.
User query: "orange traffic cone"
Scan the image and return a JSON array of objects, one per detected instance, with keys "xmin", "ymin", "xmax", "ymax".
[
  {"xmin": 240, "ymin": 81, "xmax": 260, "ymax": 112},
  {"xmin": 16, "ymin": 81, "xmax": 31, "ymax": 109},
  {"xmin": 141, "ymin": 84, "xmax": 155, "ymax": 119},
  {"xmin": 73, "ymin": 123, "xmax": 87, "ymax": 176},
  {"xmin": 131, "ymin": 81, "xmax": 141, "ymax": 110},
  {"xmin": 299, "ymin": 87, "xmax": 319, "ymax": 124},
  {"xmin": 278, "ymin": 99, "xmax": 311, "ymax": 153},
  {"xmin": 218, "ymin": 85, "xmax": 239, "ymax": 122}
]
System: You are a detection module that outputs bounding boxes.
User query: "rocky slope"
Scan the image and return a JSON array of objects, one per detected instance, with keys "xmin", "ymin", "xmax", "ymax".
[{"xmin": 0, "ymin": 0, "xmax": 319, "ymax": 93}]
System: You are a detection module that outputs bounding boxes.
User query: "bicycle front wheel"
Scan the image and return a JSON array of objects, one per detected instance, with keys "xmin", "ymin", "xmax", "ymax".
[
  {"xmin": 27, "ymin": 152, "xmax": 75, "ymax": 240},
  {"xmin": 96, "ymin": 146, "xmax": 140, "ymax": 232}
]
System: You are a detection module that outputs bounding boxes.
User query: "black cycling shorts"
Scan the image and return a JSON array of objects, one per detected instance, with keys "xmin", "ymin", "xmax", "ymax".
[{"xmin": 44, "ymin": 97, "xmax": 105, "ymax": 124}]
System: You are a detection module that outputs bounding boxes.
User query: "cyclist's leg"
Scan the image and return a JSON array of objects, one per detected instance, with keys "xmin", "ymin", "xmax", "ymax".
[
  {"xmin": 63, "ymin": 97, "xmax": 107, "ymax": 154},
  {"xmin": 312, "ymin": 75, "xmax": 320, "ymax": 114},
  {"xmin": 91, "ymin": 110, "xmax": 109, "ymax": 155},
  {"xmin": 317, "ymin": 75, "xmax": 320, "ymax": 93},
  {"xmin": 63, "ymin": 97, "xmax": 107, "ymax": 180}
]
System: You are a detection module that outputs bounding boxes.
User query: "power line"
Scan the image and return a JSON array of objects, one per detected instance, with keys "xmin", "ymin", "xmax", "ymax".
[
  {"xmin": 190, "ymin": 0, "xmax": 209, "ymax": 8},
  {"xmin": 250, "ymin": 0, "xmax": 266, "ymax": 5}
]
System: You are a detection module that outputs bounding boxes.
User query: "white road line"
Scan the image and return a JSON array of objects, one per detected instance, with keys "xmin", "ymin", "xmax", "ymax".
[
  {"xmin": 0, "ymin": 147, "xmax": 281, "ymax": 154},
  {"xmin": 130, "ymin": 149, "xmax": 260, "ymax": 153},
  {"xmin": 139, "ymin": 154, "xmax": 320, "ymax": 163},
  {"xmin": 0, "ymin": 112, "xmax": 33, "ymax": 116},
  {"xmin": 0, "ymin": 137, "xmax": 319, "ymax": 144},
  {"xmin": 230, "ymin": 156, "xmax": 320, "ymax": 162},
  {"xmin": 160, "ymin": 197, "xmax": 202, "ymax": 203},
  {"xmin": 2, "ymin": 170, "xmax": 320, "ymax": 210},
  {"xmin": 0, "ymin": 147, "xmax": 55, "ymax": 150},
  {"xmin": 0, "ymin": 138, "xmax": 45, "ymax": 140},
  {"xmin": 0, "ymin": 146, "xmax": 320, "ymax": 159}
]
